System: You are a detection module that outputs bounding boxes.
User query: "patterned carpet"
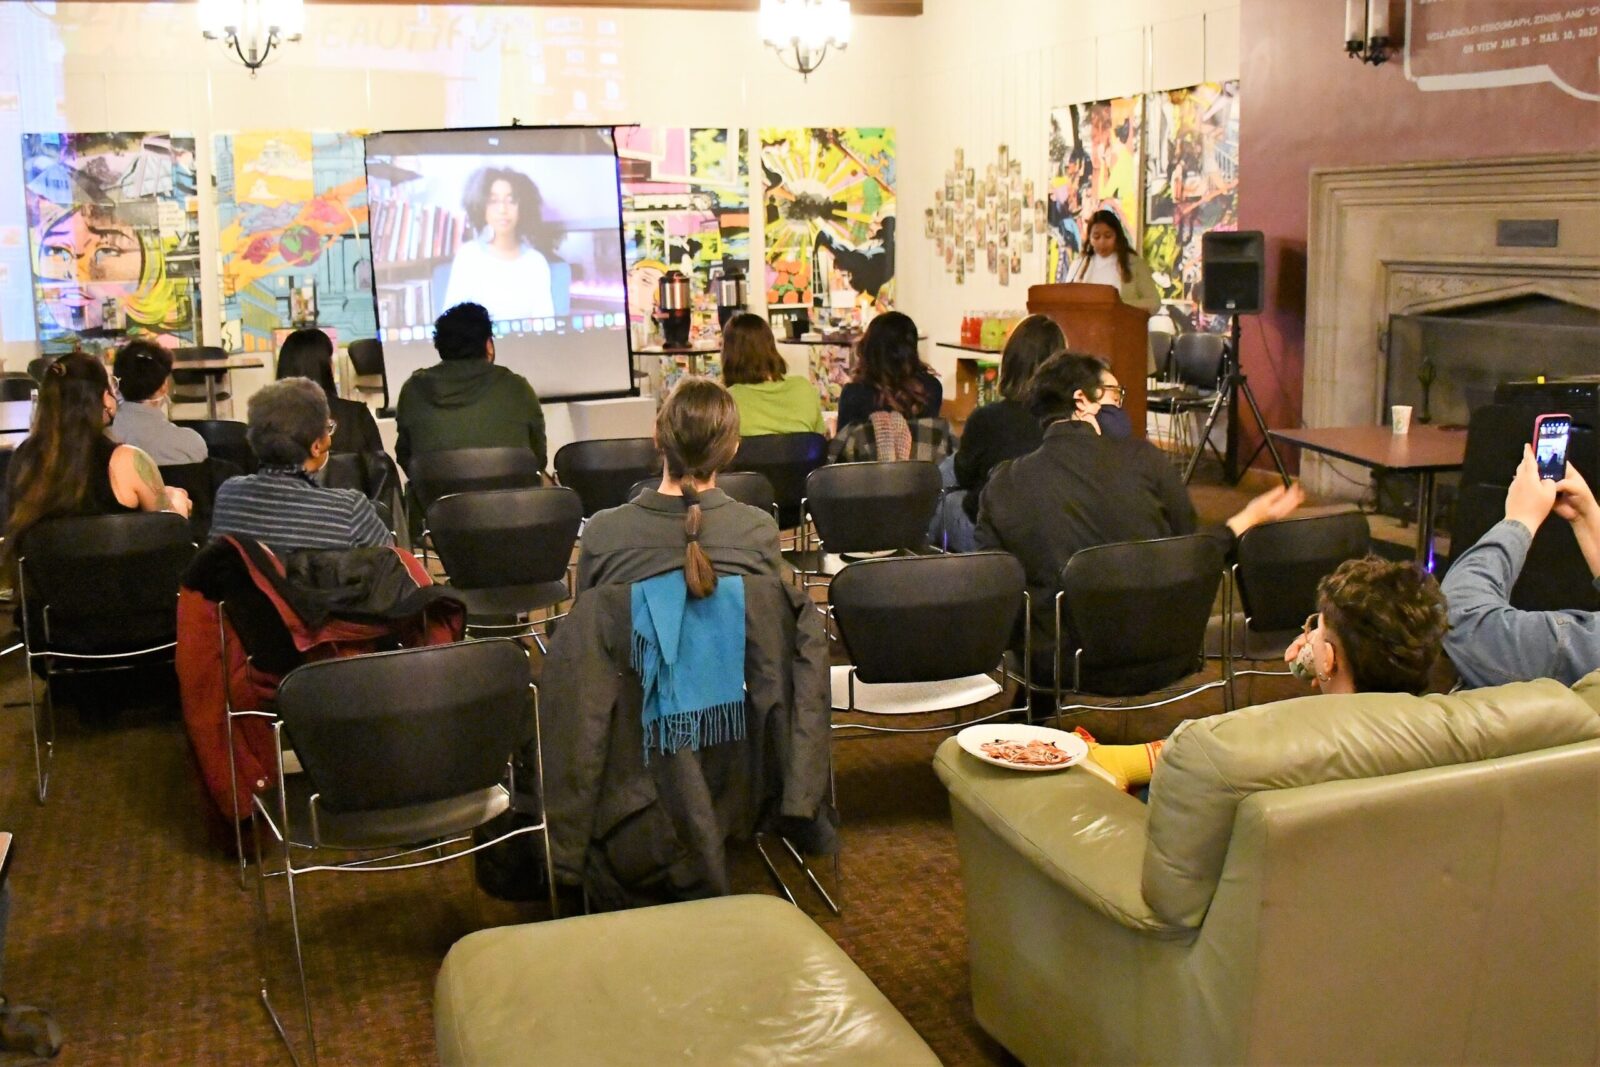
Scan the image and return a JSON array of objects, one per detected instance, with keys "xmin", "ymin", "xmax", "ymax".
[{"xmin": 0, "ymin": 481, "xmax": 1301, "ymax": 1066}]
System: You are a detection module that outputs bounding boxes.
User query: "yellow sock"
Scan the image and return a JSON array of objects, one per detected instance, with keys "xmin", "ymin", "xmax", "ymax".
[{"xmin": 1086, "ymin": 739, "xmax": 1165, "ymax": 792}]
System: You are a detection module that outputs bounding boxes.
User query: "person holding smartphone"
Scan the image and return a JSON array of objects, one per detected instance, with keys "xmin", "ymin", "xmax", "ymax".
[{"xmin": 1442, "ymin": 436, "xmax": 1600, "ymax": 688}]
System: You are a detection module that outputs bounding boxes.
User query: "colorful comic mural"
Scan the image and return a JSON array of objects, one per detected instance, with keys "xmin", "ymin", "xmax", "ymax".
[
  {"xmin": 759, "ymin": 127, "xmax": 895, "ymax": 321},
  {"xmin": 1142, "ymin": 82, "xmax": 1239, "ymax": 328},
  {"xmin": 617, "ymin": 126, "xmax": 749, "ymax": 344},
  {"xmin": 1044, "ymin": 99, "xmax": 1142, "ymax": 284},
  {"xmin": 22, "ymin": 132, "xmax": 201, "ymax": 352},
  {"xmin": 214, "ymin": 131, "xmax": 374, "ymax": 353}
]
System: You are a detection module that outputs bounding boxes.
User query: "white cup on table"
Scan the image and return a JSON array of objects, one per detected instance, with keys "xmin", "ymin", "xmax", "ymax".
[{"xmin": 1391, "ymin": 405, "xmax": 1413, "ymax": 435}]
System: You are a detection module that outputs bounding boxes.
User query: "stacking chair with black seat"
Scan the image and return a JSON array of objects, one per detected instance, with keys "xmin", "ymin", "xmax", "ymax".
[
  {"xmin": 830, "ymin": 551, "xmax": 1031, "ymax": 734},
  {"xmin": 730, "ymin": 432, "xmax": 828, "ymax": 532},
  {"xmin": 1146, "ymin": 332, "xmax": 1227, "ymax": 463},
  {"xmin": 1053, "ymin": 533, "xmax": 1228, "ymax": 742},
  {"xmin": 408, "ymin": 447, "xmax": 545, "ymax": 560},
  {"xmin": 0, "ymin": 374, "xmax": 37, "ymax": 402},
  {"xmin": 320, "ymin": 451, "xmax": 402, "ymax": 536},
  {"xmin": 552, "ymin": 437, "xmax": 660, "ymax": 518},
  {"xmin": 175, "ymin": 418, "xmax": 257, "ymax": 475},
  {"xmin": 626, "ymin": 470, "xmax": 779, "ymax": 522},
  {"xmin": 426, "ymin": 487, "xmax": 583, "ymax": 651},
  {"xmin": 248, "ymin": 638, "xmax": 556, "ymax": 1066},
  {"xmin": 785, "ymin": 460, "xmax": 943, "ymax": 596},
  {"xmin": 158, "ymin": 457, "xmax": 245, "ymax": 541},
  {"xmin": 346, "ymin": 338, "xmax": 390, "ymax": 415},
  {"xmin": 171, "ymin": 345, "xmax": 231, "ymax": 415},
  {"xmin": 1228, "ymin": 508, "xmax": 1372, "ymax": 704},
  {"xmin": 16, "ymin": 512, "xmax": 196, "ymax": 801}
]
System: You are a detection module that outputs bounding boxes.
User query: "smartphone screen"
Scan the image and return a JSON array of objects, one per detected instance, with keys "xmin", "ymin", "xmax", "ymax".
[{"xmin": 1534, "ymin": 414, "xmax": 1572, "ymax": 481}]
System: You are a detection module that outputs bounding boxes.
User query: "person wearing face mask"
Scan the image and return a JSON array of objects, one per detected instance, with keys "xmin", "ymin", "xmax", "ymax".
[
  {"xmin": 975, "ymin": 351, "xmax": 1302, "ymax": 675},
  {"xmin": 4, "ymin": 352, "xmax": 191, "ymax": 572},
  {"xmin": 1068, "ymin": 209, "xmax": 1160, "ymax": 312},
  {"xmin": 1093, "ymin": 361, "xmax": 1134, "ymax": 440},
  {"xmin": 210, "ymin": 378, "xmax": 392, "ymax": 555}
]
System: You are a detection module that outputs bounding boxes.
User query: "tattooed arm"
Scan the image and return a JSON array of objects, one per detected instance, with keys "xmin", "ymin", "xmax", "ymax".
[{"xmin": 108, "ymin": 445, "xmax": 192, "ymax": 518}]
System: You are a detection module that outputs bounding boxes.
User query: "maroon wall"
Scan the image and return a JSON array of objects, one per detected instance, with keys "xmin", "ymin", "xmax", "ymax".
[{"xmin": 1237, "ymin": 0, "xmax": 1600, "ymax": 452}]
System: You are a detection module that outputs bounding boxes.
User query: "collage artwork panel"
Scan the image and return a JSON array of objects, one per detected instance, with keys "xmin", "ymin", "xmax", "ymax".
[
  {"xmin": 1142, "ymin": 81, "xmax": 1240, "ymax": 328},
  {"xmin": 1044, "ymin": 99, "xmax": 1142, "ymax": 284},
  {"xmin": 214, "ymin": 131, "xmax": 375, "ymax": 353},
  {"xmin": 23, "ymin": 132, "xmax": 201, "ymax": 352},
  {"xmin": 617, "ymin": 126, "xmax": 750, "ymax": 347}
]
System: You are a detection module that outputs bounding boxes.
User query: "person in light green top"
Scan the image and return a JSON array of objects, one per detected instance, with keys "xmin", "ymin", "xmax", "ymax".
[{"xmin": 720, "ymin": 312, "xmax": 826, "ymax": 436}]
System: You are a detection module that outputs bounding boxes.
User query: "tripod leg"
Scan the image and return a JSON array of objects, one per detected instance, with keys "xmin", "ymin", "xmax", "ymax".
[
  {"xmin": 1232, "ymin": 378, "xmax": 1292, "ymax": 487},
  {"xmin": 1182, "ymin": 389, "xmax": 1229, "ymax": 485}
]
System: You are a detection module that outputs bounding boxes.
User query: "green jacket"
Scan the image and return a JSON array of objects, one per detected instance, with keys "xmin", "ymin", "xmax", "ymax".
[{"xmin": 395, "ymin": 359, "xmax": 547, "ymax": 472}]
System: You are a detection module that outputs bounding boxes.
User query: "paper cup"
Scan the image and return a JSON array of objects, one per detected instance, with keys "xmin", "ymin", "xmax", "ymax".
[{"xmin": 1391, "ymin": 405, "xmax": 1413, "ymax": 435}]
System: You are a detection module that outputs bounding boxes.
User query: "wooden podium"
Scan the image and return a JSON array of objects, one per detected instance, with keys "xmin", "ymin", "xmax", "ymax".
[{"xmin": 1027, "ymin": 283, "xmax": 1151, "ymax": 438}]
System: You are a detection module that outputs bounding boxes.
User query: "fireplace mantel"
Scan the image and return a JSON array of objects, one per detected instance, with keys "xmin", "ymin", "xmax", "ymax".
[{"xmin": 1300, "ymin": 154, "xmax": 1600, "ymax": 498}]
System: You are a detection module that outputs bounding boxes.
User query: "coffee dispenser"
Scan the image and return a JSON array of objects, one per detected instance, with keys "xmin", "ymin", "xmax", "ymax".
[
  {"xmin": 657, "ymin": 270, "xmax": 692, "ymax": 348},
  {"xmin": 712, "ymin": 267, "xmax": 748, "ymax": 328}
]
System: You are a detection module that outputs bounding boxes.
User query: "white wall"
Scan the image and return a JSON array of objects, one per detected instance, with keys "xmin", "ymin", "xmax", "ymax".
[{"xmin": 0, "ymin": 0, "xmax": 1239, "ymax": 392}]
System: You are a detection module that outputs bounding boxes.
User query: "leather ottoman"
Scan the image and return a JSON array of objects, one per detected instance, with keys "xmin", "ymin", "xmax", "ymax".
[{"xmin": 435, "ymin": 894, "xmax": 940, "ymax": 1066}]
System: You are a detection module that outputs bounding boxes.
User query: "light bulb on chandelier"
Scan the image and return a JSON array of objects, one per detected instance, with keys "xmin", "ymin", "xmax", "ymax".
[
  {"xmin": 197, "ymin": 0, "xmax": 304, "ymax": 76},
  {"xmin": 759, "ymin": 0, "xmax": 851, "ymax": 81}
]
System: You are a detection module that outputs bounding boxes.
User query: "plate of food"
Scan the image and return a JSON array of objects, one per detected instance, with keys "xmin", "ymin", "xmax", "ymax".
[{"xmin": 956, "ymin": 723, "xmax": 1089, "ymax": 773}]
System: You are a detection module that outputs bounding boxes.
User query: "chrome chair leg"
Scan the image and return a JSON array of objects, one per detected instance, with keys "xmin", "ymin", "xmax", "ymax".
[{"xmin": 26, "ymin": 652, "xmax": 50, "ymax": 804}]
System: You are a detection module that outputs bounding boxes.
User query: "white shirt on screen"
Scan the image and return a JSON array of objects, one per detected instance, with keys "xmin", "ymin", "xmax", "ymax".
[
  {"xmin": 1077, "ymin": 253, "xmax": 1123, "ymax": 288},
  {"xmin": 442, "ymin": 238, "xmax": 555, "ymax": 322}
]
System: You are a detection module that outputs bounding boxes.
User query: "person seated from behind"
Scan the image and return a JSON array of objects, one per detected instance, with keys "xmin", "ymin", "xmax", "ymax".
[
  {"xmin": 835, "ymin": 311, "xmax": 941, "ymax": 431},
  {"xmin": 275, "ymin": 328, "xmax": 382, "ymax": 455},
  {"xmin": 720, "ymin": 312, "xmax": 825, "ymax": 437},
  {"xmin": 577, "ymin": 378, "xmax": 782, "ymax": 592},
  {"xmin": 1090, "ymin": 556, "xmax": 1449, "ymax": 791},
  {"xmin": 394, "ymin": 301, "xmax": 547, "ymax": 473},
  {"xmin": 6, "ymin": 353, "xmax": 191, "ymax": 563},
  {"xmin": 975, "ymin": 351, "xmax": 1302, "ymax": 670},
  {"xmin": 108, "ymin": 340, "xmax": 207, "ymax": 465},
  {"xmin": 211, "ymin": 378, "xmax": 392, "ymax": 555},
  {"xmin": 1442, "ymin": 444, "xmax": 1600, "ymax": 688}
]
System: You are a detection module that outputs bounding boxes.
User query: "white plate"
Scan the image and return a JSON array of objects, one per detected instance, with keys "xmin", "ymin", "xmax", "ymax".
[{"xmin": 956, "ymin": 723, "xmax": 1089, "ymax": 773}]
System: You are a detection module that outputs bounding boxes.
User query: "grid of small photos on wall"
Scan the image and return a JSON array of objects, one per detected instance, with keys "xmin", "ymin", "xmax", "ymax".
[{"xmin": 925, "ymin": 145, "xmax": 1047, "ymax": 287}]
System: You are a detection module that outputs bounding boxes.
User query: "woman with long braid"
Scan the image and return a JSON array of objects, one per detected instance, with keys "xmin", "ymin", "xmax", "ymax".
[{"xmin": 576, "ymin": 378, "xmax": 783, "ymax": 594}]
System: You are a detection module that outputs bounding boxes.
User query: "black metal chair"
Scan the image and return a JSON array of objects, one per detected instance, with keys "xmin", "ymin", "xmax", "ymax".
[
  {"xmin": 171, "ymin": 345, "xmax": 230, "ymax": 413},
  {"xmin": 1053, "ymin": 534, "xmax": 1228, "ymax": 739},
  {"xmin": 1146, "ymin": 333, "xmax": 1228, "ymax": 464},
  {"xmin": 158, "ymin": 457, "xmax": 243, "ymax": 541},
  {"xmin": 829, "ymin": 552, "xmax": 1031, "ymax": 734},
  {"xmin": 175, "ymin": 419, "xmax": 256, "ymax": 475},
  {"xmin": 16, "ymin": 512, "xmax": 196, "ymax": 801},
  {"xmin": 730, "ymin": 432, "xmax": 828, "ymax": 530},
  {"xmin": 1148, "ymin": 331, "xmax": 1175, "ymax": 380},
  {"xmin": 785, "ymin": 461, "xmax": 943, "ymax": 595},
  {"xmin": 1228, "ymin": 509, "xmax": 1372, "ymax": 702},
  {"xmin": 408, "ymin": 448, "xmax": 546, "ymax": 563},
  {"xmin": 626, "ymin": 471, "xmax": 779, "ymax": 521},
  {"xmin": 0, "ymin": 374, "xmax": 37, "ymax": 401},
  {"xmin": 553, "ymin": 437, "xmax": 660, "ymax": 518},
  {"xmin": 249, "ymin": 638, "xmax": 556, "ymax": 1066},
  {"xmin": 347, "ymin": 338, "xmax": 389, "ymax": 415},
  {"xmin": 426, "ymin": 487, "xmax": 583, "ymax": 651},
  {"xmin": 320, "ymin": 451, "xmax": 401, "ymax": 535}
]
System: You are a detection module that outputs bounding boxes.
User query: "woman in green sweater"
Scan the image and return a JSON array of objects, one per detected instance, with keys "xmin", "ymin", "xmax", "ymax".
[{"xmin": 720, "ymin": 313, "xmax": 825, "ymax": 436}]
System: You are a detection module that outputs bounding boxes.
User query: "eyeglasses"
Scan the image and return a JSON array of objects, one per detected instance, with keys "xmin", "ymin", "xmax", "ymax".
[
  {"xmin": 1099, "ymin": 384, "xmax": 1126, "ymax": 406},
  {"xmin": 110, "ymin": 375, "xmax": 121, "ymax": 395},
  {"xmin": 326, "ymin": 419, "xmax": 338, "ymax": 437},
  {"xmin": 1302, "ymin": 612, "xmax": 1321, "ymax": 637}
]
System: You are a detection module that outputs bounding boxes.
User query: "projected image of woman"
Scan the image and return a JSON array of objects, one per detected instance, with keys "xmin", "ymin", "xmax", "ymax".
[{"xmin": 442, "ymin": 167, "xmax": 557, "ymax": 322}]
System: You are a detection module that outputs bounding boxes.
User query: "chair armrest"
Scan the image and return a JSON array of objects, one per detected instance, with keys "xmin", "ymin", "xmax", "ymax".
[{"xmin": 933, "ymin": 738, "xmax": 1190, "ymax": 939}]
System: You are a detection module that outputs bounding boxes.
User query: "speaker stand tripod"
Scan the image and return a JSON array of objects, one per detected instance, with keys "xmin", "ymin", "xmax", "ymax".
[{"xmin": 1181, "ymin": 317, "xmax": 1291, "ymax": 488}]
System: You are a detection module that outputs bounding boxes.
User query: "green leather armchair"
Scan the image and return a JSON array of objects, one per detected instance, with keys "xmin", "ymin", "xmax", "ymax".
[{"xmin": 935, "ymin": 676, "xmax": 1600, "ymax": 1065}]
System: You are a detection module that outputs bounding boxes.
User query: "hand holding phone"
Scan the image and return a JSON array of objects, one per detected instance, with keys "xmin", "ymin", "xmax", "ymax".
[{"xmin": 1534, "ymin": 413, "xmax": 1572, "ymax": 481}]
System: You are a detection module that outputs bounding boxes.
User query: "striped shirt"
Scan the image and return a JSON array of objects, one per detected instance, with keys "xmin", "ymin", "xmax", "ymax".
[{"xmin": 211, "ymin": 465, "xmax": 392, "ymax": 554}]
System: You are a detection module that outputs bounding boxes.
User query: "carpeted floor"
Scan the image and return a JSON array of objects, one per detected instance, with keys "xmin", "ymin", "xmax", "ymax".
[{"xmin": 0, "ymin": 476, "xmax": 1307, "ymax": 1066}]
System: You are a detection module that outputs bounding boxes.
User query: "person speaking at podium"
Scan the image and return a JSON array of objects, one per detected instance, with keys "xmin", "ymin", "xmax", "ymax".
[{"xmin": 1067, "ymin": 209, "xmax": 1160, "ymax": 312}]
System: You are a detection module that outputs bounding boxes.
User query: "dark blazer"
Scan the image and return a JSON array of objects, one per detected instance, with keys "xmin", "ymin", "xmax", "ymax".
[
  {"xmin": 952, "ymin": 399, "xmax": 1044, "ymax": 520},
  {"xmin": 836, "ymin": 370, "xmax": 943, "ymax": 430},
  {"xmin": 330, "ymin": 396, "xmax": 383, "ymax": 455},
  {"xmin": 974, "ymin": 419, "xmax": 1230, "ymax": 664}
]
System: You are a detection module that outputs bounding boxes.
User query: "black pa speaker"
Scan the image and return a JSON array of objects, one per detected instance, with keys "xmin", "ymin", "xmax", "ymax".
[{"xmin": 1201, "ymin": 230, "xmax": 1265, "ymax": 315}]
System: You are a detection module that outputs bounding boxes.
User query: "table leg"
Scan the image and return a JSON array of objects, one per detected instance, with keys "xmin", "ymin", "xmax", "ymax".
[
  {"xmin": 205, "ymin": 372, "xmax": 218, "ymax": 420},
  {"xmin": 1415, "ymin": 470, "xmax": 1437, "ymax": 572}
]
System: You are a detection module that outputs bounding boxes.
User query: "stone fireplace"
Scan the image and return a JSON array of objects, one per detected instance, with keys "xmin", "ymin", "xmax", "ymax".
[{"xmin": 1301, "ymin": 154, "xmax": 1600, "ymax": 499}]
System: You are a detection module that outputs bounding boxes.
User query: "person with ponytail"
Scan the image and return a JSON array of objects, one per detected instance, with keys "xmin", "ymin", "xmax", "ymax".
[
  {"xmin": 576, "ymin": 377, "xmax": 782, "ymax": 594},
  {"xmin": 1068, "ymin": 209, "xmax": 1161, "ymax": 312},
  {"xmin": 5, "ymin": 352, "xmax": 191, "ymax": 566}
]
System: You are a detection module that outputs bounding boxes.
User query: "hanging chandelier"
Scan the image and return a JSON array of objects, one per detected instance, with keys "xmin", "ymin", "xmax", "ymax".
[
  {"xmin": 759, "ymin": 0, "xmax": 851, "ymax": 81},
  {"xmin": 197, "ymin": 0, "xmax": 304, "ymax": 76}
]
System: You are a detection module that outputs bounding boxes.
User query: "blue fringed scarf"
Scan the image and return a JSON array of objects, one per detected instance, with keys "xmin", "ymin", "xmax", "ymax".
[{"xmin": 631, "ymin": 570, "xmax": 747, "ymax": 759}]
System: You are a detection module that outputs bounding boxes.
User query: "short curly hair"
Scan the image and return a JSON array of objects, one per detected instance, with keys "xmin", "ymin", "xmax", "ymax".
[
  {"xmin": 246, "ymin": 378, "xmax": 330, "ymax": 467},
  {"xmin": 1317, "ymin": 556, "xmax": 1448, "ymax": 694}
]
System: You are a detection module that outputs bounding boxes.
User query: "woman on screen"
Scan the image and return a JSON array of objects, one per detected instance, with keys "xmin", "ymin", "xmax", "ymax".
[{"xmin": 442, "ymin": 167, "xmax": 557, "ymax": 322}]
